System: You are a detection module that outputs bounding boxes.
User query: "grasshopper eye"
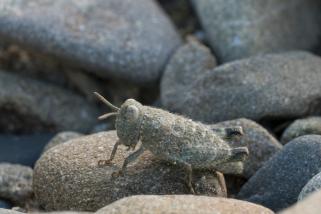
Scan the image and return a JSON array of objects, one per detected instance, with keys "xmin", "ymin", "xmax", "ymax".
[{"xmin": 125, "ymin": 105, "xmax": 139, "ymax": 121}]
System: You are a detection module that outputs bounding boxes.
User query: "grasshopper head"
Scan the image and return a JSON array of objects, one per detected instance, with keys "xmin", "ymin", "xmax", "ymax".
[
  {"xmin": 115, "ymin": 99, "xmax": 143, "ymax": 149},
  {"xmin": 94, "ymin": 92, "xmax": 143, "ymax": 149}
]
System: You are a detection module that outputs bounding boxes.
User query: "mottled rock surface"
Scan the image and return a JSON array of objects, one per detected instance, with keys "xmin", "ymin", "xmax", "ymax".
[
  {"xmin": 0, "ymin": 163, "xmax": 33, "ymax": 204},
  {"xmin": 33, "ymin": 131, "xmax": 226, "ymax": 211},
  {"xmin": 238, "ymin": 135, "xmax": 321, "ymax": 211},
  {"xmin": 162, "ymin": 51, "xmax": 321, "ymax": 123},
  {"xmin": 211, "ymin": 118, "xmax": 282, "ymax": 178},
  {"xmin": 96, "ymin": 195, "xmax": 274, "ymax": 214},
  {"xmin": 281, "ymin": 117, "xmax": 321, "ymax": 144},
  {"xmin": 43, "ymin": 131, "xmax": 83, "ymax": 153},
  {"xmin": 0, "ymin": 0, "xmax": 181, "ymax": 84},
  {"xmin": 0, "ymin": 70, "xmax": 98, "ymax": 133},
  {"xmin": 298, "ymin": 171, "xmax": 321, "ymax": 201},
  {"xmin": 192, "ymin": 0, "xmax": 321, "ymax": 62}
]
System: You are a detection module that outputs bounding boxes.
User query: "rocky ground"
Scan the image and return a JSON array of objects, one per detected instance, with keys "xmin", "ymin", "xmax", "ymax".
[{"xmin": 0, "ymin": 0, "xmax": 321, "ymax": 213}]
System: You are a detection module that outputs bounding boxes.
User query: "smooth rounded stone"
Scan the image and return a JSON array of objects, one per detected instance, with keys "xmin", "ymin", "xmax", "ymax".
[
  {"xmin": 43, "ymin": 131, "xmax": 83, "ymax": 153},
  {"xmin": 281, "ymin": 117, "xmax": 321, "ymax": 144},
  {"xmin": 96, "ymin": 195, "xmax": 274, "ymax": 214},
  {"xmin": 162, "ymin": 51, "xmax": 321, "ymax": 123},
  {"xmin": 280, "ymin": 190, "xmax": 321, "ymax": 214},
  {"xmin": 161, "ymin": 37, "xmax": 216, "ymax": 113},
  {"xmin": 0, "ymin": 163, "xmax": 33, "ymax": 204},
  {"xmin": 0, "ymin": 200, "xmax": 12, "ymax": 209},
  {"xmin": 298, "ymin": 171, "xmax": 321, "ymax": 201},
  {"xmin": 0, "ymin": 70, "xmax": 98, "ymax": 133},
  {"xmin": 0, "ymin": 0, "xmax": 181, "ymax": 84},
  {"xmin": 238, "ymin": 135, "xmax": 321, "ymax": 211},
  {"xmin": 192, "ymin": 0, "xmax": 321, "ymax": 63},
  {"xmin": 33, "ymin": 131, "xmax": 226, "ymax": 211},
  {"xmin": 210, "ymin": 118, "xmax": 282, "ymax": 178}
]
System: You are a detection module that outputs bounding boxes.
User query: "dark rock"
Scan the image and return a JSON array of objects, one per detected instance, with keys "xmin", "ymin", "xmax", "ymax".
[
  {"xmin": 96, "ymin": 195, "xmax": 274, "ymax": 214},
  {"xmin": 281, "ymin": 117, "xmax": 321, "ymax": 144},
  {"xmin": 0, "ymin": 200, "xmax": 12, "ymax": 209},
  {"xmin": 33, "ymin": 131, "xmax": 226, "ymax": 211},
  {"xmin": 0, "ymin": 70, "xmax": 98, "ymax": 133},
  {"xmin": 161, "ymin": 51, "xmax": 321, "ymax": 123},
  {"xmin": 192, "ymin": 0, "xmax": 321, "ymax": 62},
  {"xmin": 238, "ymin": 135, "xmax": 321, "ymax": 211},
  {"xmin": 0, "ymin": 134, "xmax": 53, "ymax": 166},
  {"xmin": 298, "ymin": 171, "xmax": 321, "ymax": 201},
  {"xmin": 0, "ymin": 0, "xmax": 181, "ymax": 84}
]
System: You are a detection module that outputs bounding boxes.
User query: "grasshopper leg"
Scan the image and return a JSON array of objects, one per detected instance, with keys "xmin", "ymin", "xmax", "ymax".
[
  {"xmin": 216, "ymin": 171, "xmax": 227, "ymax": 197},
  {"xmin": 175, "ymin": 161, "xmax": 195, "ymax": 194},
  {"xmin": 98, "ymin": 140, "xmax": 121, "ymax": 167},
  {"xmin": 112, "ymin": 146, "xmax": 145, "ymax": 177}
]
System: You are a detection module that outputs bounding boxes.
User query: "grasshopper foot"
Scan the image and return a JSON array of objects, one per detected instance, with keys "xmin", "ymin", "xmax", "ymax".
[
  {"xmin": 111, "ymin": 170, "xmax": 124, "ymax": 178},
  {"xmin": 98, "ymin": 159, "xmax": 113, "ymax": 167}
]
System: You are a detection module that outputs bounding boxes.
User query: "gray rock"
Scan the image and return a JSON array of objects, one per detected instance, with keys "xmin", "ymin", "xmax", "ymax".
[
  {"xmin": 238, "ymin": 135, "xmax": 321, "ymax": 211},
  {"xmin": 298, "ymin": 171, "xmax": 321, "ymax": 201},
  {"xmin": 161, "ymin": 51, "xmax": 321, "ymax": 123},
  {"xmin": 43, "ymin": 131, "xmax": 83, "ymax": 153},
  {"xmin": 0, "ymin": 70, "xmax": 98, "ymax": 133},
  {"xmin": 281, "ymin": 117, "xmax": 321, "ymax": 144},
  {"xmin": 0, "ymin": 0, "xmax": 181, "ymax": 84},
  {"xmin": 33, "ymin": 131, "xmax": 226, "ymax": 211},
  {"xmin": 192, "ymin": 0, "xmax": 321, "ymax": 62},
  {"xmin": 161, "ymin": 37, "xmax": 216, "ymax": 113},
  {"xmin": 280, "ymin": 190, "xmax": 321, "ymax": 214},
  {"xmin": 96, "ymin": 195, "xmax": 274, "ymax": 214},
  {"xmin": 0, "ymin": 163, "xmax": 33, "ymax": 205},
  {"xmin": 211, "ymin": 118, "xmax": 282, "ymax": 178}
]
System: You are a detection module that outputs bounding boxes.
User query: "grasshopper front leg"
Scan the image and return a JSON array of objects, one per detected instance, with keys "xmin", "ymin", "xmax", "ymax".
[
  {"xmin": 98, "ymin": 140, "xmax": 121, "ymax": 167},
  {"xmin": 112, "ymin": 146, "xmax": 145, "ymax": 177}
]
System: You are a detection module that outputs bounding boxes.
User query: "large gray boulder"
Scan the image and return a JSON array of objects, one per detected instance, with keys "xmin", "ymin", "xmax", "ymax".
[
  {"xmin": 162, "ymin": 51, "xmax": 321, "ymax": 123},
  {"xmin": 0, "ymin": 0, "xmax": 181, "ymax": 84},
  {"xmin": 192, "ymin": 0, "xmax": 321, "ymax": 62}
]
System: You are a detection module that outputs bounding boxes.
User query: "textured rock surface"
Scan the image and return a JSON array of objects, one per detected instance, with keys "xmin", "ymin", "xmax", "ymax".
[
  {"xmin": 0, "ymin": 70, "xmax": 98, "ymax": 133},
  {"xmin": 192, "ymin": 0, "xmax": 321, "ymax": 62},
  {"xmin": 96, "ymin": 195, "xmax": 274, "ymax": 214},
  {"xmin": 298, "ymin": 171, "xmax": 321, "ymax": 201},
  {"xmin": 162, "ymin": 51, "xmax": 321, "ymax": 123},
  {"xmin": 211, "ymin": 118, "xmax": 282, "ymax": 178},
  {"xmin": 280, "ymin": 190, "xmax": 321, "ymax": 214},
  {"xmin": 238, "ymin": 135, "xmax": 321, "ymax": 211},
  {"xmin": 43, "ymin": 131, "xmax": 83, "ymax": 153},
  {"xmin": 0, "ymin": 163, "xmax": 33, "ymax": 204},
  {"xmin": 0, "ymin": 0, "xmax": 181, "ymax": 84},
  {"xmin": 281, "ymin": 117, "xmax": 321, "ymax": 144},
  {"xmin": 33, "ymin": 131, "xmax": 226, "ymax": 211}
]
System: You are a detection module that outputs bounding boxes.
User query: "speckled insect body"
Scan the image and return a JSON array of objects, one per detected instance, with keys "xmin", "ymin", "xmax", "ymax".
[{"xmin": 94, "ymin": 92, "xmax": 249, "ymax": 193}]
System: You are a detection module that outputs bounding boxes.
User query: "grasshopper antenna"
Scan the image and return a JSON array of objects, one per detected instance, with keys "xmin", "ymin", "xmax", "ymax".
[
  {"xmin": 98, "ymin": 112, "xmax": 119, "ymax": 120},
  {"xmin": 94, "ymin": 92, "xmax": 120, "ymax": 111}
]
